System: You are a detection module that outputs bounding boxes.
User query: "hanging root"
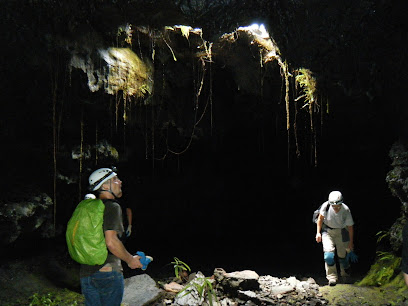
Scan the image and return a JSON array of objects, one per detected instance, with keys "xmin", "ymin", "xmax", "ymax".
[{"xmin": 295, "ymin": 68, "xmax": 319, "ymax": 166}]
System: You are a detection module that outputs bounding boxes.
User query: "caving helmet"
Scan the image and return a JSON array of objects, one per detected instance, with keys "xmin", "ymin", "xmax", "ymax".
[
  {"xmin": 88, "ymin": 167, "xmax": 117, "ymax": 191},
  {"xmin": 328, "ymin": 191, "xmax": 343, "ymax": 205}
]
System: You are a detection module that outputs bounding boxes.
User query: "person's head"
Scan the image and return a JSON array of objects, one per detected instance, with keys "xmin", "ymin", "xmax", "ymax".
[
  {"xmin": 328, "ymin": 191, "xmax": 343, "ymax": 208},
  {"xmin": 88, "ymin": 167, "xmax": 122, "ymax": 199}
]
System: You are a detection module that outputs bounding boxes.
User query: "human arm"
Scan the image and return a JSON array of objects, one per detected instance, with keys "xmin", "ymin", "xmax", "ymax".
[
  {"xmin": 347, "ymin": 225, "xmax": 354, "ymax": 250},
  {"xmin": 126, "ymin": 208, "xmax": 132, "ymax": 225},
  {"xmin": 105, "ymin": 230, "xmax": 142, "ymax": 269},
  {"xmin": 316, "ymin": 214, "xmax": 324, "ymax": 243},
  {"xmin": 126, "ymin": 208, "xmax": 132, "ymax": 236}
]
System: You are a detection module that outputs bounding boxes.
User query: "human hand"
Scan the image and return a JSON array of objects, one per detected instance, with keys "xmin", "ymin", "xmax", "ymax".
[
  {"xmin": 316, "ymin": 233, "xmax": 322, "ymax": 243},
  {"xmin": 127, "ymin": 255, "xmax": 143, "ymax": 269},
  {"xmin": 126, "ymin": 225, "xmax": 132, "ymax": 237},
  {"xmin": 346, "ymin": 250, "xmax": 358, "ymax": 263}
]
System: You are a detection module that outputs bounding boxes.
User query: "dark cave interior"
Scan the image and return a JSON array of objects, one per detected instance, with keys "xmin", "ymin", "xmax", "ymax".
[{"xmin": 1, "ymin": 0, "xmax": 407, "ymax": 281}]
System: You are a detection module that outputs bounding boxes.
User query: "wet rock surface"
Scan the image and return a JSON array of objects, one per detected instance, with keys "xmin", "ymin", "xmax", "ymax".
[{"xmin": 0, "ymin": 193, "xmax": 54, "ymax": 245}]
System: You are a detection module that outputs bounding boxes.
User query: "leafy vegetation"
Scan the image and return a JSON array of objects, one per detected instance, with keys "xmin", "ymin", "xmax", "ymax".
[
  {"xmin": 171, "ymin": 257, "xmax": 191, "ymax": 281},
  {"xmin": 356, "ymin": 251, "xmax": 402, "ymax": 287},
  {"xmin": 177, "ymin": 276, "xmax": 218, "ymax": 306},
  {"xmin": 29, "ymin": 290, "xmax": 80, "ymax": 306},
  {"xmin": 295, "ymin": 68, "xmax": 317, "ymax": 110}
]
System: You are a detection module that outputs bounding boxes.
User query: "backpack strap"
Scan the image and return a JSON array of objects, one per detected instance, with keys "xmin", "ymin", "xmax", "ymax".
[{"xmin": 322, "ymin": 202, "xmax": 332, "ymax": 230}]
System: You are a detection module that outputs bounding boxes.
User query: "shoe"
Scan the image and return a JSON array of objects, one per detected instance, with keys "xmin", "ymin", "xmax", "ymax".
[
  {"xmin": 136, "ymin": 251, "xmax": 153, "ymax": 270},
  {"xmin": 328, "ymin": 279, "xmax": 337, "ymax": 286}
]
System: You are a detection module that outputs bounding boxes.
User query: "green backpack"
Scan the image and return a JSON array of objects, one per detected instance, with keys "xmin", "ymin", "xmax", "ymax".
[{"xmin": 66, "ymin": 198, "xmax": 108, "ymax": 265}]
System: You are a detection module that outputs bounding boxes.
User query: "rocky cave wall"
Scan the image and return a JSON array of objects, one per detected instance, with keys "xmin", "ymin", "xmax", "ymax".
[{"xmin": 1, "ymin": 0, "xmax": 408, "ymax": 264}]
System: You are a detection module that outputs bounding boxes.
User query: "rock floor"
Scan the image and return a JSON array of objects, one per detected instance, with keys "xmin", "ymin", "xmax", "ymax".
[{"xmin": 1, "ymin": 250, "xmax": 408, "ymax": 306}]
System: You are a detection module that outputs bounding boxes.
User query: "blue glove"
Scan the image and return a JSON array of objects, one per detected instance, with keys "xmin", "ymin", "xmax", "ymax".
[
  {"xmin": 346, "ymin": 250, "xmax": 358, "ymax": 263},
  {"xmin": 136, "ymin": 251, "xmax": 153, "ymax": 270}
]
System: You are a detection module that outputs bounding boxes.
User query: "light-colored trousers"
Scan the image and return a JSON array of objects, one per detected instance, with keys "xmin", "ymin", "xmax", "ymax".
[{"xmin": 322, "ymin": 227, "xmax": 349, "ymax": 281}]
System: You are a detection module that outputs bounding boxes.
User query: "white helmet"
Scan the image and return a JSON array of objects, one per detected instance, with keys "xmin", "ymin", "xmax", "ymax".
[
  {"xmin": 328, "ymin": 191, "xmax": 343, "ymax": 205},
  {"xmin": 89, "ymin": 167, "xmax": 117, "ymax": 191}
]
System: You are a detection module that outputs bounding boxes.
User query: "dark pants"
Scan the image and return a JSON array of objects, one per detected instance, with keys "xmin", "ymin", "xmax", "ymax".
[{"xmin": 80, "ymin": 271, "xmax": 124, "ymax": 306}]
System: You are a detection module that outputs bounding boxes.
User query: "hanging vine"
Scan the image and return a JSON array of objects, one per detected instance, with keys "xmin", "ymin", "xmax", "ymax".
[
  {"xmin": 295, "ymin": 68, "xmax": 319, "ymax": 166},
  {"xmin": 166, "ymin": 57, "xmax": 206, "ymax": 156},
  {"xmin": 79, "ymin": 106, "xmax": 84, "ymax": 202},
  {"xmin": 69, "ymin": 23, "xmax": 323, "ymax": 170}
]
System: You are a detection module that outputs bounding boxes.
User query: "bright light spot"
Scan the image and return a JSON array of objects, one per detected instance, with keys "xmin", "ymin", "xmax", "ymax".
[{"xmin": 238, "ymin": 23, "xmax": 270, "ymax": 39}]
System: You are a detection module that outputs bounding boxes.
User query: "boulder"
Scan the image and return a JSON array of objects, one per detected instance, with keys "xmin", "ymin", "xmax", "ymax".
[
  {"xmin": 214, "ymin": 268, "xmax": 260, "ymax": 294},
  {"xmin": 122, "ymin": 274, "xmax": 163, "ymax": 306}
]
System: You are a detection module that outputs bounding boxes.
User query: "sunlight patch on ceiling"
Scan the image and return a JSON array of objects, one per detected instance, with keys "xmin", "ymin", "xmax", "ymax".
[
  {"xmin": 238, "ymin": 23, "xmax": 270, "ymax": 39},
  {"xmin": 220, "ymin": 23, "xmax": 290, "ymax": 129},
  {"xmin": 70, "ymin": 47, "xmax": 153, "ymax": 99},
  {"xmin": 230, "ymin": 23, "xmax": 280, "ymax": 64}
]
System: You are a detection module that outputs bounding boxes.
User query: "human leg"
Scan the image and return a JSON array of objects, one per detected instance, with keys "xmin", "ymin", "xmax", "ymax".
[
  {"xmin": 94, "ymin": 271, "xmax": 124, "ymax": 306},
  {"xmin": 322, "ymin": 229, "xmax": 337, "ymax": 284},
  {"xmin": 81, "ymin": 271, "xmax": 124, "ymax": 306},
  {"xmin": 336, "ymin": 229, "xmax": 350, "ymax": 277},
  {"xmin": 81, "ymin": 275, "xmax": 102, "ymax": 306}
]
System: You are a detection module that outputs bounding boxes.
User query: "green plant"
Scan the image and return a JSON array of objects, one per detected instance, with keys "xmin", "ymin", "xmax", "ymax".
[
  {"xmin": 178, "ymin": 277, "xmax": 218, "ymax": 306},
  {"xmin": 376, "ymin": 230, "xmax": 389, "ymax": 243},
  {"xmin": 295, "ymin": 68, "xmax": 317, "ymax": 109},
  {"xmin": 29, "ymin": 291, "xmax": 79, "ymax": 306},
  {"xmin": 357, "ymin": 251, "xmax": 401, "ymax": 286},
  {"xmin": 171, "ymin": 257, "xmax": 191, "ymax": 280},
  {"xmin": 29, "ymin": 293, "xmax": 60, "ymax": 306}
]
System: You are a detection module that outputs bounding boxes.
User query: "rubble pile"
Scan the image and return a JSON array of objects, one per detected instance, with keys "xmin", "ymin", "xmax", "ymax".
[{"xmin": 157, "ymin": 268, "xmax": 328, "ymax": 305}]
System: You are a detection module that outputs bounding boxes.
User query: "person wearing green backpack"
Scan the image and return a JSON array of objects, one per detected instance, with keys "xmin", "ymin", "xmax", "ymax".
[{"xmin": 76, "ymin": 167, "xmax": 152, "ymax": 306}]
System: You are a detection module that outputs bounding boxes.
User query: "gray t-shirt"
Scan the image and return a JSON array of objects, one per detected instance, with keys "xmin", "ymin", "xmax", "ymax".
[
  {"xmin": 319, "ymin": 201, "xmax": 354, "ymax": 229},
  {"xmin": 80, "ymin": 199, "xmax": 125, "ymax": 278}
]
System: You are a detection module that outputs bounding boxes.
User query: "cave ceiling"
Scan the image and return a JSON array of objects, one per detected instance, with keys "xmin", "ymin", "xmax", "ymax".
[{"xmin": 1, "ymin": 0, "xmax": 408, "ymax": 189}]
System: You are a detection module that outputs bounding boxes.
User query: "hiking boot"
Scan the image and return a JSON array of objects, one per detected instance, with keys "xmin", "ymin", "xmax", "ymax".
[
  {"xmin": 328, "ymin": 279, "xmax": 337, "ymax": 286},
  {"xmin": 136, "ymin": 251, "xmax": 153, "ymax": 270}
]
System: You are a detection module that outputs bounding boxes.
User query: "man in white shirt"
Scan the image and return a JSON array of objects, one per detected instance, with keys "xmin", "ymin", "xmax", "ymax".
[{"xmin": 315, "ymin": 191, "xmax": 355, "ymax": 286}]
